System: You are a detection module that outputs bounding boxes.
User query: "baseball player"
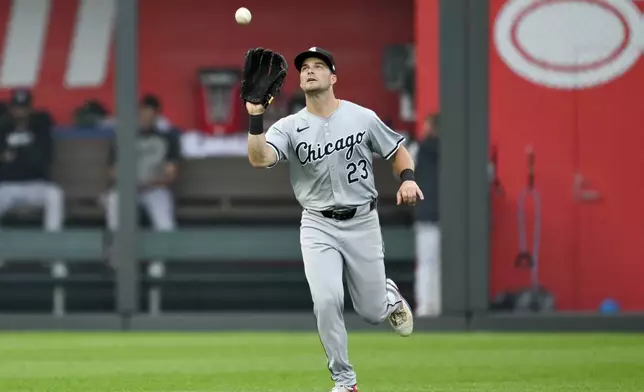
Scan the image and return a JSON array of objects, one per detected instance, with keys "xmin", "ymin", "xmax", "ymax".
[{"xmin": 241, "ymin": 47, "xmax": 423, "ymax": 392}]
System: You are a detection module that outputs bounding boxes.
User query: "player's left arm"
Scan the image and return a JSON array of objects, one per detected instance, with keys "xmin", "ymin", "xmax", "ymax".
[
  {"xmin": 391, "ymin": 146, "xmax": 424, "ymax": 206},
  {"xmin": 367, "ymin": 110, "xmax": 424, "ymax": 206}
]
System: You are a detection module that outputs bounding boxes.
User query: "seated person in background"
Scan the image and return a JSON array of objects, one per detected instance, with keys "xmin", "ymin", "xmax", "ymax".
[
  {"xmin": 72, "ymin": 99, "xmax": 111, "ymax": 128},
  {"xmin": 0, "ymin": 88, "xmax": 64, "ymax": 232},
  {"xmin": 139, "ymin": 93, "xmax": 177, "ymax": 135},
  {"xmin": 104, "ymin": 97, "xmax": 180, "ymax": 232}
]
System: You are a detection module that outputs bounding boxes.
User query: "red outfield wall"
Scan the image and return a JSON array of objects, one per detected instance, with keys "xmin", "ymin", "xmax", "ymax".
[
  {"xmin": 415, "ymin": 0, "xmax": 644, "ymax": 311},
  {"xmin": 0, "ymin": 0, "xmax": 413, "ymax": 130},
  {"xmin": 488, "ymin": 0, "xmax": 644, "ymax": 311},
  {"xmin": 0, "ymin": 0, "xmax": 642, "ymax": 310}
]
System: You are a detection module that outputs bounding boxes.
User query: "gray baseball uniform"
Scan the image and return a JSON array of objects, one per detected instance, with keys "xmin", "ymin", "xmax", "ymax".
[
  {"xmin": 106, "ymin": 129, "xmax": 179, "ymax": 231},
  {"xmin": 265, "ymin": 99, "xmax": 406, "ymax": 387}
]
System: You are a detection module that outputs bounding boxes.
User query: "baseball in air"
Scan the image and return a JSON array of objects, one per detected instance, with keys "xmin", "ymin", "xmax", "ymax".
[{"xmin": 235, "ymin": 7, "xmax": 252, "ymax": 24}]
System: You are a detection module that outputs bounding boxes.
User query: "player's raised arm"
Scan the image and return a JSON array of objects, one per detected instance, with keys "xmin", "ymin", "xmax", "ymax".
[
  {"xmin": 246, "ymin": 104, "xmax": 278, "ymax": 168},
  {"xmin": 240, "ymin": 47, "xmax": 289, "ymax": 168},
  {"xmin": 246, "ymin": 103, "xmax": 291, "ymax": 168}
]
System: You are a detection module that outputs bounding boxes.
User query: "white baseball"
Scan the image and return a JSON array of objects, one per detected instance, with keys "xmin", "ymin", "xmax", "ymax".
[{"xmin": 235, "ymin": 7, "xmax": 252, "ymax": 25}]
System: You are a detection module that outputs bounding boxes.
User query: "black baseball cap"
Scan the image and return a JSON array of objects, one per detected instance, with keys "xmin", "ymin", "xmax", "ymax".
[
  {"xmin": 10, "ymin": 88, "xmax": 32, "ymax": 107},
  {"xmin": 140, "ymin": 94, "xmax": 161, "ymax": 111},
  {"xmin": 294, "ymin": 47, "xmax": 336, "ymax": 73}
]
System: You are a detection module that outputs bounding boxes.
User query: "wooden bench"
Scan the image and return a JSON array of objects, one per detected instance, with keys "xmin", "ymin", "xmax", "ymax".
[
  {"xmin": 174, "ymin": 156, "xmax": 412, "ymax": 224},
  {"xmin": 51, "ymin": 138, "xmax": 111, "ymax": 223},
  {"xmin": 4, "ymin": 138, "xmax": 411, "ymax": 226},
  {"xmin": 174, "ymin": 157, "xmax": 302, "ymax": 222}
]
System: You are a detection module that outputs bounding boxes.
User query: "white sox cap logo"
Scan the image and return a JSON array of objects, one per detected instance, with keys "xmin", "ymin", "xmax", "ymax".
[{"xmin": 495, "ymin": 0, "xmax": 643, "ymax": 89}]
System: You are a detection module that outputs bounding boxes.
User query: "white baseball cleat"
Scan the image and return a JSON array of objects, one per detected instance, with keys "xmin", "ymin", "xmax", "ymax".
[
  {"xmin": 386, "ymin": 278, "xmax": 414, "ymax": 337},
  {"xmin": 331, "ymin": 385, "xmax": 358, "ymax": 392}
]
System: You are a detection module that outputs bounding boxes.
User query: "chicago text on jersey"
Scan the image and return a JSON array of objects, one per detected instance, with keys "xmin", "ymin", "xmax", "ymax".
[{"xmin": 296, "ymin": 131, "xmax": 366, "ymax": 165}]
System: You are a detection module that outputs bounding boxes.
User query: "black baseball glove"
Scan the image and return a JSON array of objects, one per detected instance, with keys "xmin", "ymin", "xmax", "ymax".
[{"xmin": 241, "ymin": 47, "xmax": 288, "ymax": 108}]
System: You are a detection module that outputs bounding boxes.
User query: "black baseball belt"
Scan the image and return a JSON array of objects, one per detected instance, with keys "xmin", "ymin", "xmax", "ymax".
[{"xmin": 317, "ymin": 200, "xmax": 377, "ymax": 221}]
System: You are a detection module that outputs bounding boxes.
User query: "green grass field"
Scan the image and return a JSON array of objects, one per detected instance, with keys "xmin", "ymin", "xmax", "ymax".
[{"xmin": 0, "ymin": 332, "xmax": 642, "ymax": 391}]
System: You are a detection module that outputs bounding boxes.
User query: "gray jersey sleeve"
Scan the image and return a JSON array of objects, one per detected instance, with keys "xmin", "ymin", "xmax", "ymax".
[
  {"xmin": 367, "ymin": 110, "xmax": 405, "ymax": 160},
  {"xmin": 265, "ymin": 118, "xmax": 291, "ymax": 168}
]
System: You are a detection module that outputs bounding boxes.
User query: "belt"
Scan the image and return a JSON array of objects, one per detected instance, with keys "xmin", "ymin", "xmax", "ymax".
[{"xmin": 318, "ymin": 200, "xmax": 376, "ymax": 221}]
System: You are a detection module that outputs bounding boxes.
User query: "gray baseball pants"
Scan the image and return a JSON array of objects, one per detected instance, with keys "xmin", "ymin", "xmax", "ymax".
[
  {"xmin": 104, "ymin": 187, "xmax": 175, "ymax": 231},
  {"xmin": 0, "ymin": 181, "xmax": 64, "ymax": 231},
  {"xmin": 300, "ymin": 203, "xmax": 403, "ymax": 387}
]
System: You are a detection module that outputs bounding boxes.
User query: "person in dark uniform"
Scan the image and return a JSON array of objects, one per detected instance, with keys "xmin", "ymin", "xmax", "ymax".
[
  {"xmin": 0, "ymin": 88, "xmax": 64, "ymax": 232},
  {"xmin": 409, "ymin": 113, "xmax": 441, "ymax": 317}
]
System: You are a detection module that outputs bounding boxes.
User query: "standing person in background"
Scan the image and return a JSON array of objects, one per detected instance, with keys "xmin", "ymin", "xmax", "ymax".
[{"xmin": 409, "ymin": 113, "xmax": 441, "ymax": 317}]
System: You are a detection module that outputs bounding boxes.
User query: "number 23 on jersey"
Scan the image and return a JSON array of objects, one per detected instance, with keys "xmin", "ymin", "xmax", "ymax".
[{"xmin": 346, "ymin": 159, "xmax": 369, "ymax": 184}]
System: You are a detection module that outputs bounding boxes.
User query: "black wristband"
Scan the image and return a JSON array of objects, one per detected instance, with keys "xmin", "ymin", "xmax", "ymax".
[
  {"xmin": 249, "ymin": 114, "xmax": 264, "ymax": 135},
  {"xmin": 400, "ymin": 168, "xmax": 415, "ymax": 182}
]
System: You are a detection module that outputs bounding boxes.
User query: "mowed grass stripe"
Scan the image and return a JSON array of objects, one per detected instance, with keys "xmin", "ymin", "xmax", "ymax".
[{"xmin": 0, "ymin": 332, "xmax": 640, "ymax": 391}]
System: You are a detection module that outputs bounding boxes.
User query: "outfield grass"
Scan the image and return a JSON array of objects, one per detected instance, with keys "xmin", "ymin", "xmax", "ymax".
[{"xmin": 0, "ymin": 332, "xmax": 642, "ymax": 391}]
